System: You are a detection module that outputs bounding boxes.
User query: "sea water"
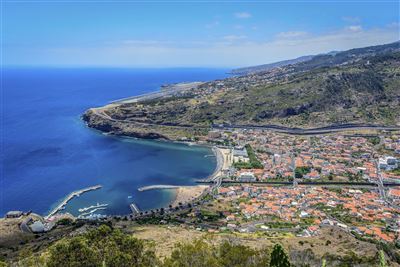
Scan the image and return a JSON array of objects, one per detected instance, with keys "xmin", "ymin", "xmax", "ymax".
[{"xmin": 2, "ymin": 68, "xmax": 228, "ymax": 216}]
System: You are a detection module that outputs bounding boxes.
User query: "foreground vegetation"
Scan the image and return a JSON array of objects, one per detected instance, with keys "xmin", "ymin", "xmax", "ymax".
[
  {"xmin": 1, "ymin": 221, "xmax": 396, "ymax": 266},
  {"xmin": 5, "ymin": 225, "xmax": 293, "ymax": 267}
]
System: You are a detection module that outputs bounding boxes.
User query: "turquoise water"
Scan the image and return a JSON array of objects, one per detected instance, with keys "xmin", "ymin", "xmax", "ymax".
[{"xmin": 2, "ymin": 68, "xmax": 228, "ymax": 216}]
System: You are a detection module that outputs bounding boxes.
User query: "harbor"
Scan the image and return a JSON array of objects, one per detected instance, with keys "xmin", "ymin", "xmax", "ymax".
[{"xmin": 45, "ymin": 185, "xmax": 102, "ymax": 219}]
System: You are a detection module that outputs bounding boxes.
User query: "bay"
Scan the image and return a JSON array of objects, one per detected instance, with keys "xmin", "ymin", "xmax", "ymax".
[{"xmin": 2, "ymin": 67, "xmax": 228, "ymax": 216}]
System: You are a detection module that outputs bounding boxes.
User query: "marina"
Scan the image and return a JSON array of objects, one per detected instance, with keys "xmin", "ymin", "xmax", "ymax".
[
  {"xmin": 79, "ymin": 207, "xmax": 107, "ymax": 217},
  {"xmin": 78, "ymin": 203, "xmax": 108, "ymax": 213},
  {"xmin": 45, "ymin": 185, "xmax": 102, "ymax": 219}
]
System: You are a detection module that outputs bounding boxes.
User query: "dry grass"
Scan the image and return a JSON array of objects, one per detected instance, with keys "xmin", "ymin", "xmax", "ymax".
[{"xmin": 128, "ymin": 224, "xmax": 381, "ymax": 261}]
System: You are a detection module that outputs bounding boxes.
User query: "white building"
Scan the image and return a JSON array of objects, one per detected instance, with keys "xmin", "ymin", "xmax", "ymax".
[
  {"xmin": 233, "ymin": 146, "xmax": 249, "ymax": 163},
  {"xmin": 379, "ymin": 156, "xmax": 398, "ymax": 171},
  {"xmin": 239, "ymin": 172, "xmax": 256, "ymax": 182},
  {"xmin": 6, "ymin": 211, "xmax": 23, "ymax": 218}
]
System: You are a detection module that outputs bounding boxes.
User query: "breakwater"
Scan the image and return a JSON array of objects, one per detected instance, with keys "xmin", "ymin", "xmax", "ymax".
[{"xmin": 137, "ymin": 185, "xmax": 180, "ymax": 192}]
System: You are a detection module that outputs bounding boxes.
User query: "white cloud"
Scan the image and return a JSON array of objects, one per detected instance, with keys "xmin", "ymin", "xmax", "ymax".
[
  {"xmin": 276, "ymin": 31, "xmax": 308, "ymax": 39},
  {"xmin": 222, "ymin": 35, "xmax": 247, "ymax": 42},
  {"xmin": 8, "ymin": 26, "xmax": 399, "ymax": 67},
  {"xmin": 234, "ymin": 12, "xmax": 252, "ymax": 19},
  {"xmin": 205, "ymin": 20, "xmax": 220, "ymax": 29},
  {"xmin": 121, "ymin": 40, "xmax": 173, "ymax": 45},
  {"xmin": 342, "ymin": 16, "xmax": 361, "ymax": 23},
  {"xmin": 387, "ymin": 22, "xmax": 400, "ymax": 28},
  {"xmin": 345, "ymin": 25, "xmax": 363, "ymax": 32}
]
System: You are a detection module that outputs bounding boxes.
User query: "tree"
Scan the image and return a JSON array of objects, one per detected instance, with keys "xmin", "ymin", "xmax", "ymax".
[
  {"xmin": 46, "ymin": 225, "xmax": 159, "ymax": 267},
  {"xmin": 47, "ymin": 237, "xmax": 101, "ymax": 267},
  {"xmin": 163, "ymin": 239, "xmax": 270, "ymax": 267},
  {"xmin": 163, "ymin": 239, "xmax": 219, "ymax": 267},
  {"xmin": 218, "ymin": 241, "xmax": 270, "ymax": 267},
  {"xmin": 379, "ymin": 250, "xmax": 388, "ymax": 267},
  {"xmin": 270, "ymin": 244, "xmax": 291, "ymax": 267}
]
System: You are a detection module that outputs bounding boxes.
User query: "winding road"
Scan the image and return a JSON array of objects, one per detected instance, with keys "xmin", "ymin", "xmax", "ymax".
[{"xmin": 89, "ymin": 107, "xmax": 399, "ymax": 135}]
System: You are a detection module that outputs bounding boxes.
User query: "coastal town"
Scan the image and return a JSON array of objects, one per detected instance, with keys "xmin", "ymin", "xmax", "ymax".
[
  {"xmin": 206, "ymin": 129, "xmax": 400, "ymax": 184},
  {"xmin": 3, "ymin": 129, "xmax": 399, "ymax": 244}
]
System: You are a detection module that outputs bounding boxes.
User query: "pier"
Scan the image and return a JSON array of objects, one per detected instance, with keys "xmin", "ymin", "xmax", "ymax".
[
  {"xmin": 137, "ymin": 185, "xmax": 180, "ymax": 192},
  {"xmin": 45, "ymin": 185, "xmax": 102, "ymax": 219},
  {"xmin": 129, "ymin": 203, "xmax": 140, "ymax": 215}
]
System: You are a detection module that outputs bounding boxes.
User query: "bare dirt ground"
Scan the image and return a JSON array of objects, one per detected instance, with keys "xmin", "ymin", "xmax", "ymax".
[
  {"xmin": 126, "ymin": 224, "xmax": 383, "ymax": 264},
  {"xmin": 171, "ymin": 185, "xmax": 208, "ymax": 207}
]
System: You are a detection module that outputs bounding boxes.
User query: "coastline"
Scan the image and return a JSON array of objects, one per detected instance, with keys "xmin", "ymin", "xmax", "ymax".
[
  {"xmin": 169, "ymin": 185, "xmax": 209, "ymax": 207},
  {"xmin": 167, "ymin": 146, "xmax": 231, "ymax": 207},
  {"xmin": 208, "ymin": 146, "xmax": 231, "ymax": 180},
  {"xmin": 208, "ymin": 147, "xmax": 223, "ymax": 180},
  {"xmin": 136, "ymin": 146, "xmax": 227, "ymax": 208},
  {"xmin": 83, "ymin": 120, "xmax": 223, "ymax": 210},
  {"xmin": 81, "ymin": 81, "xmax": 232, "ymax": 212}
]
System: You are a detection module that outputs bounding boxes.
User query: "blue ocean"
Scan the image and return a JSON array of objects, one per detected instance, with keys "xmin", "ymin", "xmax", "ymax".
[{"xmin": 2, "ymin": 68, "xmax": 228, "ymax": 217}]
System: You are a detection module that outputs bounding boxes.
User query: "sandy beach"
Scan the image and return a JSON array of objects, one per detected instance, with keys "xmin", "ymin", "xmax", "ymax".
[
  {"xmin": 141, "ymin": 146, "xmax": 232, "ymax": 208},
  {"xmin": 208, "ymin": 147, "xmax": 232, "ymax": 180},
  {"xmin": 170, "ymin": 185, "xmax": 208, "ymax": 207}
]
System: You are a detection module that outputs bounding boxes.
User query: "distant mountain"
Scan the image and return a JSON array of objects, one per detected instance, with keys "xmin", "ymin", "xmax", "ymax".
[
  {"xmin": 230, "ymin": 55, "xmax": 314, "ymax": 75},
  {"xmin": 231, "ymin": 41, "xmax": 399, "ymax": 75},
  {"xmin": 291, "ymin": 41, "xmax": 400, "ymax": 73}
]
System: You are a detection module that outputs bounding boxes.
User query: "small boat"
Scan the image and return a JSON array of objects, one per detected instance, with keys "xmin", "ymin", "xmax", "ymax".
[
  {"xmin": 128, "ymin": 195, "xmax": 133, "ymax": 199},
  {"xmin": 78, "ymin": 203, "xmax": 108, "ymax": 213}
]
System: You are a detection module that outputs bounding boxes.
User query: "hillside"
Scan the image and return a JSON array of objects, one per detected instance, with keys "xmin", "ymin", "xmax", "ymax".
[
  {"xmin": 1, "ymin": 223, "xmax": 393, "ymax": 266},
  {"xmin": 83, "ymin": 41, "xmax": 400, "ymax": 140}
]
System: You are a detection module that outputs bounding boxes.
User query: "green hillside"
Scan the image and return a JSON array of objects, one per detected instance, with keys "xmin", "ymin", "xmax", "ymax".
[{"xmin": 83, "ymin": 42, "xmax": 400, "ymax": 139}]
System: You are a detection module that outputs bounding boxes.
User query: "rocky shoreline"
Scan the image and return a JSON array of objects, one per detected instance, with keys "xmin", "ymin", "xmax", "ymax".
[{"xmin": 82, "ymin": 109, "xmax": 171, "ymax": 140}]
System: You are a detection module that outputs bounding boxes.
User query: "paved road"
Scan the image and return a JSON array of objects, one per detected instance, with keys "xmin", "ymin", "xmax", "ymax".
[
  {"xmin": 89, "ymin": 108, "xmax": 400, "ymax": 135},
  {"xmin": 197, "ymin": 180, "xmax": 400, "ymax": 187},
  {"xmin": 212, "ymin": 123, "xmax": 400, "ymax": 135}
]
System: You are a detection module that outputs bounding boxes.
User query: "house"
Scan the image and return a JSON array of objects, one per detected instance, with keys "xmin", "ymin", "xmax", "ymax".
[
  {"xmin": 388, "ymin": 189, "xmax": 400, "ymax": 199},
  {"xmin": 300, "ymin": 211, "xmax": 309, "ymax": 218},
  {"xmin": 6, "ymin": 211, "xmax": 23, "ymax": 218},
  {"xmin": 208, "ymin": 131, "xmax": 221, "ymax": 139},
  {"xmin": 304, "ymin": 170, "xmax": 320, "ymax": 180}
]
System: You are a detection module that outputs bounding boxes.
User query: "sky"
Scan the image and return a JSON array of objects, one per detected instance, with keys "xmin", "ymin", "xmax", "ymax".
[{"xmin": 2, "ymin": 1, "xmax": 400, "ymax": 68}]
